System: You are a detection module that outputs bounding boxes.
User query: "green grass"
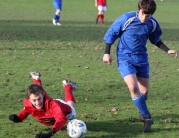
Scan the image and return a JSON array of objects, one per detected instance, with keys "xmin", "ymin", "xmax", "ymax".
[{"xmin": 1, "ymin": 0, "xmax": 179, "ymax": 137}]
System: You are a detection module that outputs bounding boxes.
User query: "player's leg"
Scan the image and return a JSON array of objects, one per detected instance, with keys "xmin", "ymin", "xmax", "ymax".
[
  {"xmin": 136, "ymin": 66, "xmax": 153, "ymax": 132},
  {"xmin": 53, "ymin": 1, "xmax": 62, "ymax": 25},
  {"xmin": 96, "ymin": 6, "xmax": 103, "ymax": 24},
  {"xmin": 99, "ymin": 11, "xmax": 104, "ymax": 24},
  {"xmin": 62, "ymin": 80, "xmax": 78, "ymax": 107},
  {"xmin": 62, "ymin": 81, "xmax": 77, "ymax": 120},
  {"xmin": 119, "ymin": 62, "xmax": 151, "ymax": 118},
  {"xmin": 124, "ymin": 74, "xmax": 149, "ymax": 117},
  {"xmin": 118, "ymin": 61, "xmax": 152, "ymax": 132},
  {"xmin": 30, "ymin": 71, "xmax": 42, "ymax": 85},
  {"xmin": 55, "ymin": 9, "xmax": 61, "ymax": 25},
  {"xmin": 135, "ymin": 77, "xmax": 149, "ymax": 121},
  {"xmin": 124, "ymin": 74, "xmax": 152, "ymax": 132},
  {"xmin": 137, "ymin": 77, "xmax": 149, "ymax": 100},
  {"xmin": 100, "ymin": 6, "xmax": 107, "ymax": 24}
]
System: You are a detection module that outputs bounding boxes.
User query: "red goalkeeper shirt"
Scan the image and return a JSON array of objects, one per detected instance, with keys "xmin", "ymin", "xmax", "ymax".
[
  {"xmin": 97, "ymin": 0, "xmax": 107, "ymax": 6},
  {"xmin": 17, "ymin": 91, "xmax": 72, "ymax": 132}
]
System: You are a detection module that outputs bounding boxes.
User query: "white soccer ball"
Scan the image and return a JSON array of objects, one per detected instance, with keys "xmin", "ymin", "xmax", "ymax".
[{"xmin": 67, "ymin": 119, "xmax": 87, "ymax": 138}]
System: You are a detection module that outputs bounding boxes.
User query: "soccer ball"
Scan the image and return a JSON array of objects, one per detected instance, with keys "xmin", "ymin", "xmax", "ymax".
[{"xmin": 67, "ymin": 119, "xmax": 87, "ymax": 138}]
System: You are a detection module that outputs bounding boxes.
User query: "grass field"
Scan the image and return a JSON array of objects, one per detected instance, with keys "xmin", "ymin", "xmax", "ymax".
[{"xmin": 1, "ymin": 0, "xmax": 179, "ymax": 137}]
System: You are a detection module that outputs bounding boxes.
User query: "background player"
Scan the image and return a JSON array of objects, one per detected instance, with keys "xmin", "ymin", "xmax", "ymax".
[
  {"xmin": 95, "ymin": 0, "xmax": 107, "ymax": 24},
  {"xmin": 53, "ymin": 0, "xmax": 62, "ymax": 26}
]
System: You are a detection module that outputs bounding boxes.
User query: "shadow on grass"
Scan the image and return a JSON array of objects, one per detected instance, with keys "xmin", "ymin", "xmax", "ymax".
[
  {"xmin": 39, "ymin": 118, "xmax": 145, "ymax": 137},
  {"xmin": 0, "ymin": 20, "xmax": 110, "ymax": 43},
  {"xmin": 85, "ymin": 119, "xmax": 143, "ymax": 138},
  {"xmin": 78, "ymin": 110, "xmax": 179, "ymax": 137},
  {"xmin": 84, "ymin": 115, "xmax": 179, "ymax": 138},
  {"xmin": 4, "ymin": 102, "xmax": 179, "ymax": 137},
  {"xmin": 0, "ymin": 20, "xmax": 178, "ymax": 48}
]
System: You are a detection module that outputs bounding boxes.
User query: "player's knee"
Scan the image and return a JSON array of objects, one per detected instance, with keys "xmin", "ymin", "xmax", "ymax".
[
  {"xmin": 141, "ymin": 90, "xmax": 148, "ymax": 95},
  {"xmin": 140, "ymin": 90, "xmax": 148, "ymax": 100},
  {"xmin": 98, "ymin": 11, "xmax": 103, "ymax": 15},
  {"xmin": 56, "ymin": 9, "xmax": 61, "ymax": 14},
  {"xmin": 128, "ymin": 85, "xmax": 139, "ymax": 94}
]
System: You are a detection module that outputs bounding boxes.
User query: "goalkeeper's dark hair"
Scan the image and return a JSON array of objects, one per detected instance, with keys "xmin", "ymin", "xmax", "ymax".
[
  {"xmin": 138, "ymin": 0, "xmax": 156, "ymax": 15},
  {"xmin": 26, "ymin": 84, "xmax": 44, "ymax": 97}
]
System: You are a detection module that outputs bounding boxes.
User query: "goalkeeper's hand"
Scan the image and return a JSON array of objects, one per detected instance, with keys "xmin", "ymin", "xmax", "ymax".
[
  {"xmin": 35, "ymin": 129, "xmax": 56, "ymax": 138},
  {"xmin": 9, "ymin": 114, "xmax": 21, "ymax": 123}
]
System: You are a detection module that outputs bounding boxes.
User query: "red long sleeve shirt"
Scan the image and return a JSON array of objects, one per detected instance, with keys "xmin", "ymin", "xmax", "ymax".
[
  {"xmin": 17, "ymin": 79, "xmax": 72, "ymax": 132},
  {"xmin": 97, "ymin": 0, "xmax": 107, "ymax": 6}
]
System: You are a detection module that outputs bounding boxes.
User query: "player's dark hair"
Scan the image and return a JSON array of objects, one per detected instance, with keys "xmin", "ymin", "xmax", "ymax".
[
  {"xmin": 26, "ymin": 84, "xmax": 44, "ymax": 97},
  {"xmin": 138, "ymin": 0, "xmax": 156, "ymax": 15}
]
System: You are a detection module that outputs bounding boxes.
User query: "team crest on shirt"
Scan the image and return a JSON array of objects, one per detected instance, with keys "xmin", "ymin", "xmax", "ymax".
[{"xmin": 40, "ymin": 118, "xmax": 55, "ymax": 123}]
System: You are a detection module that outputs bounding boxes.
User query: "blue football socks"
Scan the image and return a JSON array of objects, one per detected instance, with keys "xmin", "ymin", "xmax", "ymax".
[
  {"xmin": 132, "ymin": 93, "xmax": 151, "ymax": 119},
  {"xmin": 54, "ymin": 14, "xmax": 60, "ymax": 23}
]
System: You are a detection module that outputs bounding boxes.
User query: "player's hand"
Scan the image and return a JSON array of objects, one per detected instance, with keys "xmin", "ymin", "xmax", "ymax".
[
  {"xmin": 168, "ymin": 50, "xmax": 178, "ymax": 58},
  {"xmin": 35, "ymin": 129, "xmax": 56, "ymax": 138},
  {"xmin": 9, "ymin": 114, "xmax": 21, "ymax": 123},
  {"xmin": 35, "ymin": 133, "xmax": 52, "ymax": 138},
  {"xmin": 103, "ymin": 54, "xmax": 112, "ymax": 65}
]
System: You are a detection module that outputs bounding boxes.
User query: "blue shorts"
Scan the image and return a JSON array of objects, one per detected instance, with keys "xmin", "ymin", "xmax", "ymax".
[
  {"xmin": 117, "ymin": 61, "xmax": 149, "ymax": 79},
  {"xmin": 53, "ymin": 0, "xmax": 62, "ymax": 10}
]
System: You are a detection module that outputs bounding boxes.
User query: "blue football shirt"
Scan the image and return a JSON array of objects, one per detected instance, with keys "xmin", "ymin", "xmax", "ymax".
[{"xmin": 103, "ymin": 11, "xmax": 162, "ymax": 64}]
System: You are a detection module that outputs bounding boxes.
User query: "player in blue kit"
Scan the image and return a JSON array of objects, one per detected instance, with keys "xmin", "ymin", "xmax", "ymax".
[
  {"xmin": 53, "ymin": 0, "xmax": 62, "ymax": 26},
  {"xmin": 102, "ymin": 0, "xmax": 178, "ymax": 133}
]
